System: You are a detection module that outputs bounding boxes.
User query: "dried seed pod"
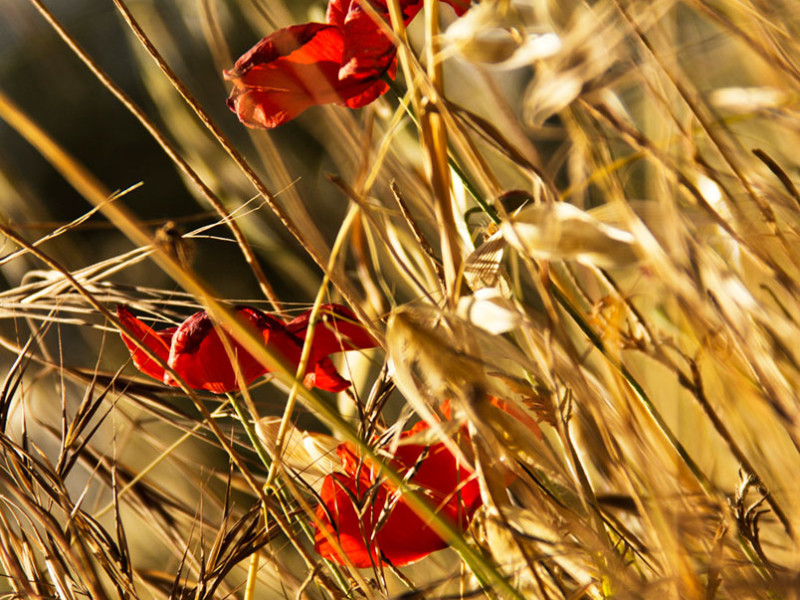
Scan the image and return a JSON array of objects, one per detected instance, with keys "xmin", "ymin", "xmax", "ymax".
[
  {"xmin": 501, "ymin": 201, "xmax": 640, "ymax": 268},
  {"xmin": 442, "ymin": 1, "xmax": 561, "ymax": 69},
  {"xmin": 463, "ymin": 230, "xmax": 509, "ymax": 292},
  {"xmin": 475, "ymin": 504, "xmax": 602, "ymax": 596},
  {"xmin": 154, "ymin": 220, "xmax": 195, "ymax": 269},
  {"xmin": 387, "ymin": 304, "xmax": 486, "ymax": 403},
  {"xmin": 456, "ymin": 287, "xmax": 523, "ymax": 335},
  {"xmin": 386, "ymin": 303, "xmax": 548, "ymax": 444}
]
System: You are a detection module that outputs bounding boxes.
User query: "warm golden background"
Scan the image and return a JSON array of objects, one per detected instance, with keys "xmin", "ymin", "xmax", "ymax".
[{"xmin": 2, "ymin": 0, "xmax": 800, "ymax": 598}]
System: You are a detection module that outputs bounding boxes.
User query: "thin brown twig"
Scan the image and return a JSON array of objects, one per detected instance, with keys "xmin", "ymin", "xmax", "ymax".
[{"xmin": 752, "ymin": 148, "xmax": 800, "ymax": 210}]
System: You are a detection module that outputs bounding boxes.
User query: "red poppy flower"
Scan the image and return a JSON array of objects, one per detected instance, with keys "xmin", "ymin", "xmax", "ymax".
[
  {"xmin": 313, "ymin": 417, "xmax": 481, "ymax": 567},
  {"xmin": 325, "ymin": 0, "xmax": 410, "ymax": 84},
  {"xmin": 327, "ymin": 0, "xmax": 469, "ymax": 81},
  {"xmin": 226, "ymin": 0, "xmax": 470, "ymax": 128},
  {"xmin": 225, "ymin": 23, "xmax": 394, "ymax": 129},
  {"xmin": 117, "ymin": 304, "xmax": 376, "ymax": 394}
]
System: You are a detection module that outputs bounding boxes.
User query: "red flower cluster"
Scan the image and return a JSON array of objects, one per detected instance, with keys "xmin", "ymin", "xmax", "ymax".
[
  {"xmin": 117, "ymin": 304, "xmax": 377, "ymax": 394},
  {"xmin": 225, "ymin": 0, "xmax": 469, "ymax": 128},
  {"xmin": 314, "ymin": 416, "xmax": 481, "ymax": 567}
]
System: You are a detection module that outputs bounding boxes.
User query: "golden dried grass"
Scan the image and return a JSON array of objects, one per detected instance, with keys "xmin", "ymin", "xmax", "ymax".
[{"xmin": 1, "ymin": 0, "xmax": 800, "ymax": 598}]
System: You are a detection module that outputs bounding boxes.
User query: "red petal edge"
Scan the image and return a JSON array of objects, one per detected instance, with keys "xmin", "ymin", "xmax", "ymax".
[{"xmin": 116, "ymin": 305, "xmax": 170, "ymax": 382}]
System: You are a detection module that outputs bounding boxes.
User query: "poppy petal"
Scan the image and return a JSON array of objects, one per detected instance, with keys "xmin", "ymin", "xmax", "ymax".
[
  {"xmin": 314, "ymin": 472, "xmax": 385, "ymax": 567},
  {"xmin": 329, "ymin": 0, "xmax": 470, "ymax": 84},
  {"xmin": 373, "ymin": 493, "xmax": 450, "ymax": 565},
  {"xmin": 305, "ymin": 357, "xmax": 352, "ymax": 393},
  {"xmin": 378, "ymin": 444, "xmax": 479, "ymax": 566},
  {"xmin": 166, "ymin": 311, "xmax": 234, "ymax": 392},
  {"xmin": 226, "ymin": 23, "xmax": 393, "ymax": 128},
  {"xmin": 313, "ymin": 421, "xmax": 482, "ymax": 567},
  {"xmin": 236, "ymin": 306, "xmax": 303, "ymax": 366},
  {"xmin": 166, "ymin": 308, "xmax": 273, "ymax": 393},
  {"xmin": 117, "ymin": 305, "xmax": 171, "ymax": 382},
  {"xmin": 315, "ymin": 467, "xmax": 447, "ymax": 567},
  {"xmin": 287, "ymin": 304, "xmax": 378, "ymax": 358},
  {"xmin": 443, "ymin": 0, "xmax": 470, "ymax": 16},
  {"xmin": 326, "ymin": 1, "xmax": 399, "ymax": 83},
  {"xmin": 239, "ymin": 306, "xmax": 353, "ymax": 392},
  {"xmin": 393, "ymin": 440, "xmax": 482, "ymax": 520},
  {"xmin": 326, "ymin": 0, "xmax": 424, "ymax": 31}
]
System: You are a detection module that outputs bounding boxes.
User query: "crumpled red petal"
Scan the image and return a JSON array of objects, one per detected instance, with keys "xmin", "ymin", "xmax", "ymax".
[
  {"xmin": 326, "ymin": 0, "xmax": 468, "ymax": 32},
  {"xmin": 226, "ymin": 0, "xmax": 469, "ymax": 128},
  {"xmin": 325, "ymin": 0, "xmax": 400, "ymax": 83},
  {"xmin": 304, "ymin": 356, "xmax": 353, "ymax": 393},
  {"xmin": 314, "ymin": 471, "xmax": 386, "ymax": 568},
  {"xmin": 286, "ymin": 304, "xmax": 379, "ymax": 358},
  {"xmin": 325, "ymin": 0, "xmax": 467, "ymax": 92},
  {"xmin": 164, "ymin": 307, "xmax": 280, "ymax": 393}
]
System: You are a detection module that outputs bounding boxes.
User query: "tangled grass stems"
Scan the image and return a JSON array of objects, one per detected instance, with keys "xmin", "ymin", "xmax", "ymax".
[{"xmin": 0, "ymin": 91, "xmax": 518, "ymax": 598}]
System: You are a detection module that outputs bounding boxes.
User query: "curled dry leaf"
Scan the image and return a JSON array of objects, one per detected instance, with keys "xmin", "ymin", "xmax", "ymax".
[
  {"xmin": 456, "ymin": 287, "xmax": 523, "ymax": 335},
  {"xmin": 386, "ymin": 303, "xmax": 546, "ymax": 408},
  {"xmin": 473, "ymin": 505, "xmax": 598, "ymax": 595},
  {"xmin": 386, "ymin": 303, "xmax": 550, "ymax": 476}
]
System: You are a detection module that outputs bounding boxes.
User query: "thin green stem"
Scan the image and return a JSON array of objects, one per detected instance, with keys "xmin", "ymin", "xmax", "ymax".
[{"xmin": 226, "ymin": 393, "xmax": 272, "ymax": 471}]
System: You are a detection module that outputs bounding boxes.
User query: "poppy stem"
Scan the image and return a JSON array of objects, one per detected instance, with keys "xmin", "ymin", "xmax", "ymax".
[{"xmin": 226, "ymin": 393, "xmax": 273, "ymax": 472}]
